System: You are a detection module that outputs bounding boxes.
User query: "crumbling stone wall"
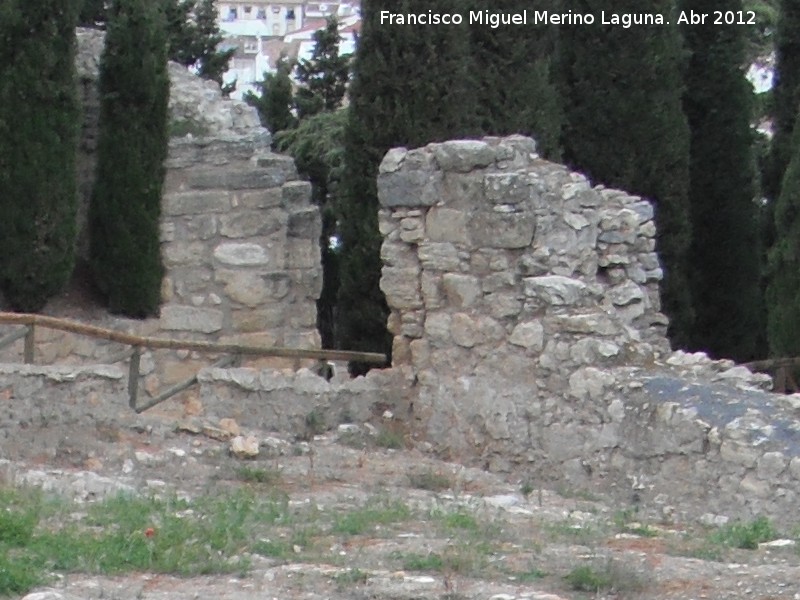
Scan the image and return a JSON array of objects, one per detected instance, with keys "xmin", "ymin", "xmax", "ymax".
[
  {"xmin": 376, "ymin": 136, "xmax": 670, "ymax": 459},
  {"xmin": 375, "ymin": 136, "xmax": 800, "ymax": 528},
  {"xmin": 0, "ymin": 30, "xmax": 322, "ymax": 405}
]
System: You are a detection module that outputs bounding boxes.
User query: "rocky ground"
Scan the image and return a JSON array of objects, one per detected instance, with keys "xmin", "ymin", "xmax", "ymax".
[{"xmin": 4, "ymin": 409, "xmax": 800, "ymax": 600}]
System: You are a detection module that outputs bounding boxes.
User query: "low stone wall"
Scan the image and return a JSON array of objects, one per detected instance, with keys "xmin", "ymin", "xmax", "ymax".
[{"xmin": 197, "ymin": 365, "xmax": 415, "ymax": 435}]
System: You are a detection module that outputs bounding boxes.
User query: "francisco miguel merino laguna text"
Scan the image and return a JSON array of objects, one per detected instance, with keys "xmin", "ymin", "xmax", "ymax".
[{"xmin": 380, "ymin": 10, "xmax": 668, "ymax": 28}]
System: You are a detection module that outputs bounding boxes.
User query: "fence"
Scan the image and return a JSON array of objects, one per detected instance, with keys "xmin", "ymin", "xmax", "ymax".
[{"xmin": 0, "ymin": 312, "xmax": 387, "ymax": 413}]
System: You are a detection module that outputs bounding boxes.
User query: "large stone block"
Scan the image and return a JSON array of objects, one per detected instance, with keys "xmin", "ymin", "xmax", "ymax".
[
  {"xmin": 161, "ymin": 306, "xmax": 223, "ymax": 333},
  {"xmin": 220, "ymin": 210, "xmax": 284, "ymax": 238},
  {"xmin": 468, "ymin": 212, "xmax": 535, "ymax": 249},
  {"xmin": 288, "ymin": 207, "xmax": 321, "ymax": 238},
  {"xmin": 286, "ymin": 238, "xmax": 319, "ymax": 269},
  {"xmin": 431, "ymin": 140, "xmax": 495, "ymax": 173},
  {"xmin": 442, "ymin": 274, "xmax": 481, "ymax": 307},
  {"xmin": 282, "ymin": 180, "xmax": 312, "ymax": 207},
  {"xmin": 163, "ymin": 190, "xmax": 232, "ymax": 216},
  {"xmin": 378, "ymin": 170, "xmax": 443, "ymax": 208},
  {"xmin": 418, "ymin": 242, "xmax": 461, "ymax": 271},
  {"xmin": 509, "ymin": 321, "xmax": 544, "ymax": 351},
  {"xmin": 381, "ymin": 267, "xmax": 422, "ymax": 309},
  {"xmin": 213, "ymin": 242, "xmax": 270, "ymax": 266},
  {"xmin": 484, "ymin": 173, "xmax": 531, "ymax": 204},
  {"xmin": 523, "ymin": 275, "xmax": 588, "ymax": 305},
  {"xmin": 425, "ymin": 207, "xmax": 468, "ymax": 244},
  {"xmin": 216, "ymin": 270, "xmax": 269, "ymax": 307},
  {"xmin": 186, "ymin": 167, "xmax": 286, "ymax": 190}
]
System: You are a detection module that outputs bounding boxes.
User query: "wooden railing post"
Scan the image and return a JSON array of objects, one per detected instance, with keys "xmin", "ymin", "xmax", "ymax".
[
  {"xmin": 128, "ymin": 347, "xmax": 141, "ymax": 410},
  {"xmin": 23, "ymin": 324, "xmax": 34, "ymax": 364}
]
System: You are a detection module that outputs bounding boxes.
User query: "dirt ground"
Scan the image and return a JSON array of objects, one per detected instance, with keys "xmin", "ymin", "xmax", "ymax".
[{"xmin": 4, "ymin": 409, "xmax": 800, "ymax": 600}]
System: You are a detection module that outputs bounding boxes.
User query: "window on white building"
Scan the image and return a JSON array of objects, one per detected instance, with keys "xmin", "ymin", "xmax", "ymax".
[
  {"xmin": 257, "ymin": 7, "xmax": 266, "ymax": 18},
  {"xmin": 287, "ymin": 8, "xmax": 295, "ymax": 19},
  {"xmin": 227, "ymin": 7, "xmax": 237, "ymax": 20},
  {"xmin": 244, "ymin": 5, "xmax": 252, "ymax": 14}
]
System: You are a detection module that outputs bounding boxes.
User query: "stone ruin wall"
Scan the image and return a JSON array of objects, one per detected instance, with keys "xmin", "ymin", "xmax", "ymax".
[
  {"xmin": 376, "ymin": 135, "xmax": 672, "ymax": 467},
  {"xmin": 2, "ymin": 39, "xmax": 800, "ymax": 528},
  {"xmin": 374, "ymin": 136, "xmax": 800, "ymax": 528},
  {"xmin": 0, "ymin": 29, "xmax": 322, "ymax": 408}
]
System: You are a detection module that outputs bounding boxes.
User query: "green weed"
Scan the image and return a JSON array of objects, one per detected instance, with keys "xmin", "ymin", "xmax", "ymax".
[
  {"xmin": 709, "ymin": 516, "xmax": 777, "ymax": 550},
  {"xmin": 332, "ymin": 498, "xmax": 411, "ymax": 536},
  {"xmin": 408, "ymin": 469, "xmax": 453, "ymax": 492}
]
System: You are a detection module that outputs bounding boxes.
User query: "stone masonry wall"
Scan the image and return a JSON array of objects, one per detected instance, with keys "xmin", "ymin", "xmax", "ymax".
[
  {"xmin": 376, "ymin": 136, "xmax": 800, "ymax": 528},
  {"xmin": 378, "ymin": 135, "xmax": 667, "ymax": 400},
  {"xmin": 0, "ymin": 30, "xmax": 322, "ymax": 410}
]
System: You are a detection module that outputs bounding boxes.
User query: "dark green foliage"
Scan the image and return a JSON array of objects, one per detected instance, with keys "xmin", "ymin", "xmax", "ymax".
[
  {"xmin": 767, "ymin": 123, "xmax": 800, "ymax": 355},
  {"xmin": 682, "ymin": 0, "xmax": 764, "ymax": 361},
  {"xmin": 766, "ymin": 0, "xmax": 800, "ymax": 202},
  {"xmin": 558, "ymin": 0, "xmax": 693, "ymax": 347},
  {"xmin": 0, "ymin": 0, "xmax": 80, "ymax": 312},
  {"xmin": 337, "ymin": 0, "xmax": 478, "ymax": 370},
  {"xmin": 469, "ymin": 0, "xmax": 562, "ymax": 159},
  {"xmin": 78, "ymin": 0, "xmax": 106, "ymax": 26},
  {"xmin": 294, "ymin": 16, "xmax": 351, "ymax": 119},
  {"xmin": 276, "ymin": 110, "xmax": 348, "ymax": 347},
  {"xmin": 166, "ymin": 0, "xmax": 234, "ymax": 88},
  {"xmin": 245, "ymin": 55, "xmax": 297, "ymax": 135},
  {"xmin": 89, "ymin": 0, "xmax": 170, "ymax": 317}
]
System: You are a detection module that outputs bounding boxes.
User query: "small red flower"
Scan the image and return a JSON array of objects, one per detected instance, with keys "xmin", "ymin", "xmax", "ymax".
[{"xmin": 144, "ymin": 527, "xmax": 156, "ymax": 538}]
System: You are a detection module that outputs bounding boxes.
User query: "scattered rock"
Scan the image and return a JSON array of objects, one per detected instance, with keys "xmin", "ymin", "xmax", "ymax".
[{"xmin": 230, "ymin": 435, "xmax": 259, "ymax": 459}]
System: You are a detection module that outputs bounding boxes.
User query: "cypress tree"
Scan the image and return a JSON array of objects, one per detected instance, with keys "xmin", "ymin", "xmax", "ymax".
[
  {"xmin": 89, "ymin": 0, "xmax": 170, "ymax": 317},
  {"xmin": 469, "ymin": 0, "xmax": 562, "ymax": 159},
  {"xmin": 0, "ymin": 1, "xmax": 80, "ymax": 312},
  {"xmin": 294, "ymin": 16, "xmax": 351, "ymax": 119},
  {"xmin": 682, "ymin": 0, "xmax": 763, "ymax": 361},
  {"xmin": 766, "ymin": 0, "xmax": 800, "ymax": 201},
  {"xmin": 767, "ymin": 123, "xmax": 800, "ymax": 356},
  {"xmin": 337, "ymin": 0, "xmax": 477, "ymax": 370},
  {"xmin": 245, "ymin": 54, "xmax": 297, "ymax": 136},
  {"xmin": 558, "ymin": 0, "xmax": 694, "ymax": 347}
]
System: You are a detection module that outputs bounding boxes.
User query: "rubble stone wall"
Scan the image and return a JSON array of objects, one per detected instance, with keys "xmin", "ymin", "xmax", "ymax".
[
  {"xmin": 0, "ymin": 29, "xmax": 322, "ymax": 405},
  {"xmin": 376, "ymin": 136, "xmax": 800, "ymax": 528}
]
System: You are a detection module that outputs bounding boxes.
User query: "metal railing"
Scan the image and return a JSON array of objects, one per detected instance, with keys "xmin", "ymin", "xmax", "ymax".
[{"xmin": 0, "ymin": 312, "xmax": 387, "ymax": 413}]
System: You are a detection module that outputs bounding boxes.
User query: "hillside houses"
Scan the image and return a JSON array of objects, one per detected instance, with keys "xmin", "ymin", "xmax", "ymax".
[{"xmin": 217, "ymin": 0, "xmax": 359, "ymax": 99}]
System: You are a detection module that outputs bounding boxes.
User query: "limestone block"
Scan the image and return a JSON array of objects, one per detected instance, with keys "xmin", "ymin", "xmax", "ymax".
[
  {"xmin": 609, "ymin": 281, "xmax": 645, "ymax": 306},
  {"xmin": 418, "ymin": 242, "xmax": 461, "ymax": 271},
  {"xmin": 551, "ymin": 313, "xmax": 619, "ymax": 336},
  {"xmin": 216, "ymin": 270, "xmax": 268, "ymax": 307},
  {"xmin": 236, "ymin": 188, "xmax": 283, "ymax": 209},
  {"xmin": 282, "ymin": 180, "xmax": 312, "ymax": 207},
  {"xmin": 400, "ymin": 310, "xmax": 425, "ymax": 338},
  {"xmin": 426, "ymin": 207, "xmax": 468, "ymax": 244},
  {"xmin": 380, "ymin": 266, "xmax": 422, "ymax": 309},
  {"xmin": 451, "ymin": 313, "xmax": 478, "ymax": 348},
  {"xmin": 214, "ymin": 242, "xmax": 270, "ymax": 266},
  {"xmin": 486, "ymin": 292, "xmax": 522, "ymax": 319},
  {"xmin": 286, "ymin": 238, "xmax": 319, "ymax": 269},
  {"xmin": 509, "ymin": 321, "xmax": 544, "ymax": 351},
  {"xmin": 420, "ymin": 272, "xmax": 442, "ymax": 308},
  {"xmin": 187, "ymin": 167, "xmax": 285, "ymax": 190},
  {"xmin": 163, "ymin": 241, "xmax": 207, "ymax": 266},
  {"xmin": 568, "ymin": 367, "xmax": 616, "ymax": 400},
  {"xmin": 757, "ymin": 451, "xmax": 787, "ymax": 480},
  {"xmin": 481, "ymin": 272, "xmax": 515, "ymax": 293},
  {"xmin": 563, "ymin": 212, "xmax": 590, "ymax": 230},
  {"xmin": 442, "ymin": 274, "xmax": 481, "ymax": 307},
  {"xmin": 378, "ymin": 169, "xmax": 443, "ymax": 208},
  {"xmin": 288, "ymin": 207, "xmax": 321, "ymax": 238},
  {"xmin": 220, "ymin": 210, "xmax": 283, "ymax": 238},
  {"xmin": 410, "ymin": 339, "xmax": 431, "ymax": 365},
  {"xmin": 629, "ymin": 200, "xmax": 655, "ymax": 223},
  {"xmin": 469, "ymin": 212, "xmax": 535, "ymax": 249},
  {"xmin": 163, "ymin": 190, "xmax": 231, "ymax": 215},
  {"xmin": 431, "ymin": 140, "xmax": 495, "ymax": 173},
  {"xmin": 484, "ymin": 173, "xmax": 530, "ymax": 204},
  {"xmin": 161, "ymin": 306, "xmax": 223, "ymax": 333},
  {"xmin": 524, "ymin": 275, "xmax": 588, "ymax": 305},
  {"xmin": 288, "ymin": 303, "xmax": 318, "ymax": 329},
  {"xmin": 380, "ymin": 147, "xmax": 407, "ymax": 173},
  {"xmin": 424, "ymin": 312, "xmax": 452, "ymax": 343},
  {"xmin": 569, "ymin": 338, "xmax": 620, "ymax": 364},
  {"xmin": 381, "ymin": 240, "xmax": 418, "ymax": 268}
]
